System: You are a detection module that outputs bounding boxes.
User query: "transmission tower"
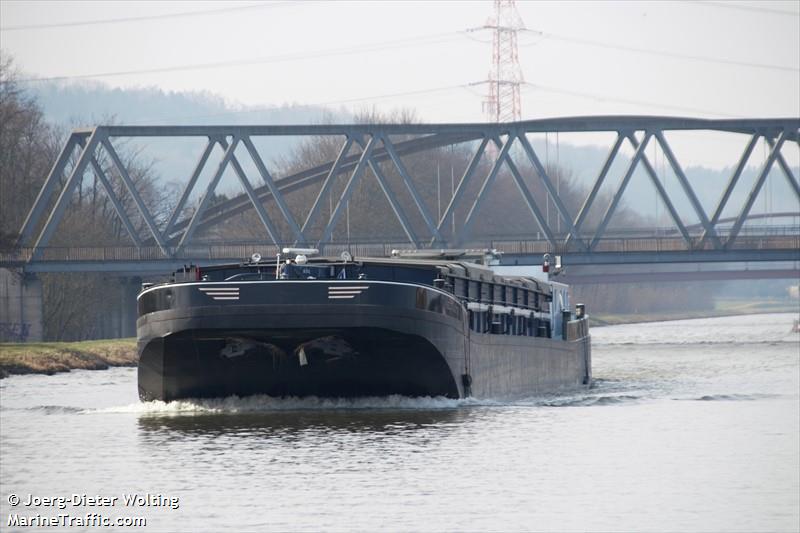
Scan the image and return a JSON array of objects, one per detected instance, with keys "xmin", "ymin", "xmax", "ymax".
[{"xmin": 482, "ymin": 0, "xmax": 525, "ymax": 123}]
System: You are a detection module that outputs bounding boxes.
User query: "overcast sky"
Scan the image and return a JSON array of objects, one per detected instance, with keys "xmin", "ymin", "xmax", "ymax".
[{"xmin": 1, "ymin": 0, "xmax": 798, "ymax": 167}]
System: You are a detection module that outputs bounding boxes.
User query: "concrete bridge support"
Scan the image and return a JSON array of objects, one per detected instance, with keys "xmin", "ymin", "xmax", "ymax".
[
  {"xmin": 88, "ymin": 276, "xmax": 140, "ymax": 339},
  {"xmin": 121, "ymin": 277, "xmax": 141, "ymax": 339},
  {"xmin": 0, "ymin": 269, "xmax": 43, "ymax": 342}
]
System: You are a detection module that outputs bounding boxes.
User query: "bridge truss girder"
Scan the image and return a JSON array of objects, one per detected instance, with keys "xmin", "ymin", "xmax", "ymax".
[{"xmin": 12, "ymin": 117, "xmax": 800, "ymax": 263}]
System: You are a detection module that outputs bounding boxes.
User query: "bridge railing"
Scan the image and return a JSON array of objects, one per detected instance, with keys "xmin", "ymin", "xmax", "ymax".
[{"xmin": 3, "ymin": 233, "xmax": 798, "ymax": 266}]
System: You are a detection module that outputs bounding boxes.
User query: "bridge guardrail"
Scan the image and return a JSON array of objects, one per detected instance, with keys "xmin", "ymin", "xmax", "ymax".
[{"xmin": 2, "ymin": 233, "xmax": 798, "ymax": 265}]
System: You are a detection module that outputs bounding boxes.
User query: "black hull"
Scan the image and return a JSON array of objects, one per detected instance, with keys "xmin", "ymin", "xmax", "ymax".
[{"xmin": 137, "ymin": 280, "xmax": 590, "ymax": 401}]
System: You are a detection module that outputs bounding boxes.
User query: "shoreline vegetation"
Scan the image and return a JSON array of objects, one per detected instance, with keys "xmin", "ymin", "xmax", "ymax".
[
  {"xmin": 1, "ymin": 302, "xmax": 797, "ymax": 379},
  {"xmin": 0, "ymin": 339, "xmax": 137, "ymax": 379},
  {"xmin": 589, "ymin": 299, "xmax": 799, "ymax": 326}
]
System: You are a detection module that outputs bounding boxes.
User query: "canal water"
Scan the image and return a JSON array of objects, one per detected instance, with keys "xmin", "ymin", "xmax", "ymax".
[{"xmin": 1, "ymin": 313, "xmax": 798, "ymax": 532}]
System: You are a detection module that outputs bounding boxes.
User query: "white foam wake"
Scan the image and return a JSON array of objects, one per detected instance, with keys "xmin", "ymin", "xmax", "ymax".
[{"xmin": 85, "ymin": 394, "xmax": 491, "ymax": 415}]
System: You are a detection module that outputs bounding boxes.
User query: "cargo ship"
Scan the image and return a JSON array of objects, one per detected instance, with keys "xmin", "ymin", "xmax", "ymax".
[{"xmin": 136, "ymin": 249, "xmax": 591, "ymax": 401}]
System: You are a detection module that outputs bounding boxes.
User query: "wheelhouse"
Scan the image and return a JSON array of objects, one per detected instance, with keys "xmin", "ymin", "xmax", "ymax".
[{"xmin": 165, "ymin": 250, "xmax": 555, "ymax": 339}]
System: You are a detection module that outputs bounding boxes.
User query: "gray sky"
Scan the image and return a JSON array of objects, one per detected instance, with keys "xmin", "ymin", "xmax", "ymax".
[{"xmin": 1, "ymin": 0, "xmax": 799, "ymax": 167}]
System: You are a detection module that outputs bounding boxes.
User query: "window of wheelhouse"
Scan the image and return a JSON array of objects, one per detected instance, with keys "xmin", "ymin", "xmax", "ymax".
[
  {"xmin": 453, "ymin": 277, "xmax": 467, "ymax": 298},
  {"xmin": 357, "ymin": 264, "xmax": 437, "ymax": 285},
  {"xmin": 481, "ymin": 281, "xmax": 491, "ymax": 302},
  {"xmin": 469, "ymin": 280, "xmax": 480, "ymax": 302}
]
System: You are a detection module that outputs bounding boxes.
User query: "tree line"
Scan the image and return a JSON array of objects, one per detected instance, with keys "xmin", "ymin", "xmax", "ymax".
[{"xmin": 1, "ymin": 54, "xmax": 174, "ymax": 340}]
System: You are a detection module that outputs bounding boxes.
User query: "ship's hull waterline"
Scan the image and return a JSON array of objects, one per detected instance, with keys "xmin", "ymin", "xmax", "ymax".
[{"xmin": 137, "ymin": 280, "xmax": 591, "ymax": 401}]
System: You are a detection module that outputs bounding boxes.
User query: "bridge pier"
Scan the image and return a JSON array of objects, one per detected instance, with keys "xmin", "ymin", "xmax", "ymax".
[
  {"xmin": 120, "ymin": 277, "xmax": 141, "ymax": 339},
  {"xmin": 0, "ymin": 269, "xmax": 43, "ymax": 342}
]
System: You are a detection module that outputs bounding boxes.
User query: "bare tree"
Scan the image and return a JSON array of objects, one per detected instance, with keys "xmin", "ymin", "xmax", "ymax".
[
  {"xmin": 0, "ymin": 53, "xmax": 60, "ymax": 249},
  {"xmin": 1, "ymin": 52, "xmax": 173, "ymax": 340}
]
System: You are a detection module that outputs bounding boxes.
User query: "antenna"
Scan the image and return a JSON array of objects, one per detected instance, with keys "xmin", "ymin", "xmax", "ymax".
[{"xmin": 481, "ymin": 0, "xmax": 525, "ymax": 123}]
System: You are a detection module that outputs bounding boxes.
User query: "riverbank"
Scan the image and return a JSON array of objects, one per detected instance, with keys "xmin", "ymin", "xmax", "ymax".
[
  {"xmin": 0, "ymin": 338, "xmax": 137, "ymax": 378},
  {"xmin": 590, "ymin": 298, "xmax": 799, "ymax": 326}
]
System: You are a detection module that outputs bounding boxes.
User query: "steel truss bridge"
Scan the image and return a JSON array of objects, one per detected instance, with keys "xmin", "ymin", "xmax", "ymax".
[{"xmin": 3, "ymin": 116, "xmax": 799, "ymax": 281}]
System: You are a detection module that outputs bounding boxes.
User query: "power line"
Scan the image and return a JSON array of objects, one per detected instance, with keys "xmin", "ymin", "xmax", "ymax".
[
  {"xmin": 14, "ymin": 21, "xmax": 796, "ymax": 85},
  {"xmin": 124, "ymin": 83, "xmax": 474, "ymax": 124},
  {"xmin": 676, "ymin": 0, "xmax": 800, "ymax": 17},
  {"xmin": 526, "ymin": 28, "xmax": 799, "ymax": 73},
  {"xmin": 518, "ymin": 81, "xmax": 740, "ymax": 118},
  {"xmin": 0, "ymin": 2, "xmax": 295, "ymax": 31},
  {"xmin": 30, "ymin": 74, "xmax": 742, "ymax": 125},
  {"xmin": 61, "ymin": 78, "xmax": 741, "ymax": 124},
  {"xmin": 316, "ymin": 83, "xmax": 471, "ymax": 107},
  {"xmin": 15, "ymin": 32, "xmax": 461, "ymax": 83},
  {"xmin": 8, "ymin": 9, "xmax": 789, "ymax": 121}
]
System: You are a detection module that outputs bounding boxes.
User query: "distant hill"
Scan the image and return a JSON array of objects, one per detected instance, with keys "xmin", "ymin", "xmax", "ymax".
[
  {"xmin": 30, "ymin": 81, "xmax": 338, "ymax": 127},
  {"xmin": 29, "ymin": 82, "xmax": 799, "ymax": 228},
  {"xmin": 29, "ymin": 81, "xmax": 346, "ymax": 196}
]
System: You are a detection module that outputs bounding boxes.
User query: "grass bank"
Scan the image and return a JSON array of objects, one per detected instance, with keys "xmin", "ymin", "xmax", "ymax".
[
  {"xmin": 0, "ymin": 338, "xmax": 137, "ymax": 379},
  {"xmin": 590, "ymin": 298, "xmax": 799, "ymax": 326}
]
